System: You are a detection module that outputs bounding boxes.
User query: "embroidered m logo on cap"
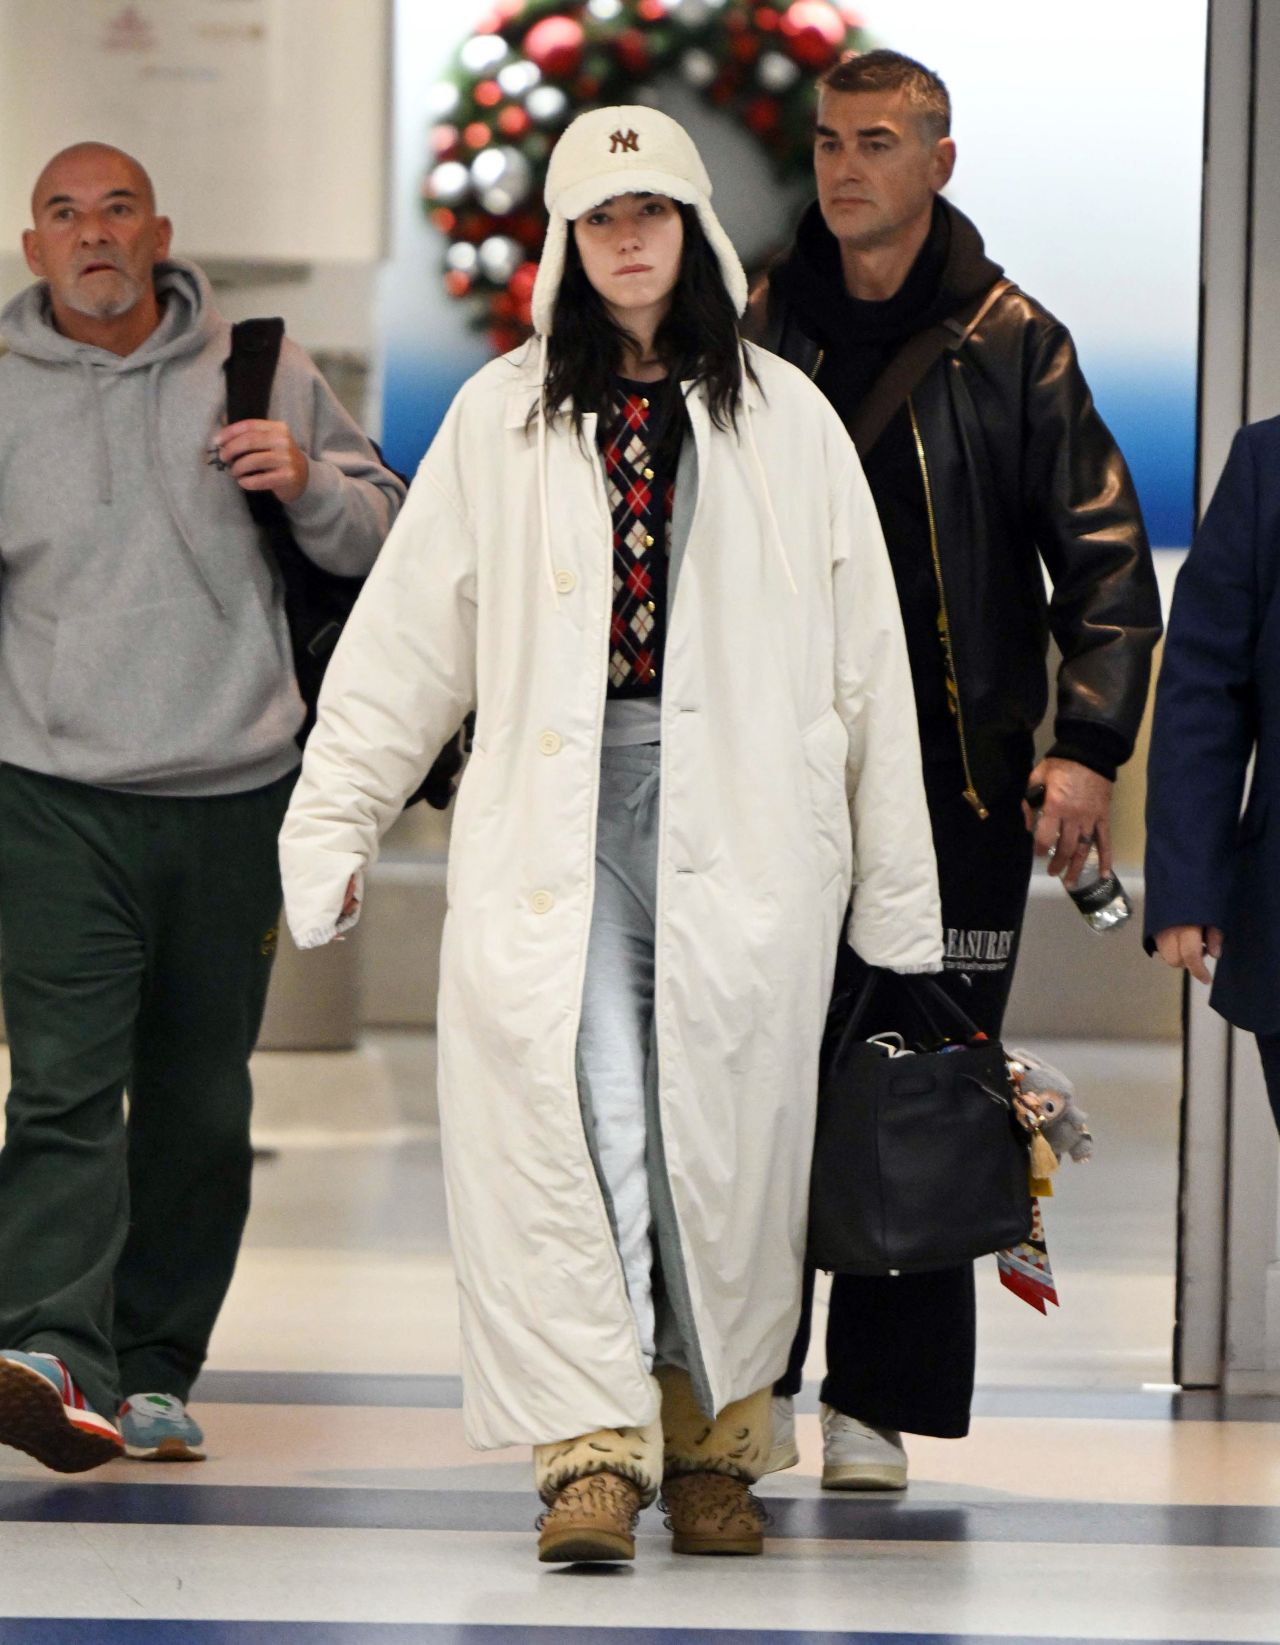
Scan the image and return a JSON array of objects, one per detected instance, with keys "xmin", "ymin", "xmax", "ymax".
[{"xmin": 609, "ymin": 128, "xmax": 640, "ymax": 154}]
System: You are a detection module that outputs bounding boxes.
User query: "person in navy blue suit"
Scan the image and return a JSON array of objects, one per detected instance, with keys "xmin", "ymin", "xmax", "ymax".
[{"xmin": 1146, "ymin": 417, "xmax": 1280, "ymax": 1130}]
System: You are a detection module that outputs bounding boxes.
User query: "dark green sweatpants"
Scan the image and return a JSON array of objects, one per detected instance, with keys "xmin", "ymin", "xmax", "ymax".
[{"xmin": 0, "ymin": 763, "xmax": 294, "ymax": 1420}]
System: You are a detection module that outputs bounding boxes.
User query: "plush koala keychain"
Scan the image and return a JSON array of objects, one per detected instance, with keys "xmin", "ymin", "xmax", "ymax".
[{"xmin": 1005, "ymin": 1047, "xmax": 1096, "ymax": 1182}]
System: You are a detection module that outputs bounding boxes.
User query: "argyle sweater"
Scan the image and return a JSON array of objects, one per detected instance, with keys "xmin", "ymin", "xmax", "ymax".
[{"xmin": 599, "ymin": 380, "xmax": 676, "ymax": 700}]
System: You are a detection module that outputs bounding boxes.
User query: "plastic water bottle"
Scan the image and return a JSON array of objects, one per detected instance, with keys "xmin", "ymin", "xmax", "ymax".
[
  {"xmin": 1065, "ymin": 843, "xmax": 1133, "ymax": 933},
  {"xmin": 1026, "ymin": 784, "xmax": 1133, "ymax": 933}
]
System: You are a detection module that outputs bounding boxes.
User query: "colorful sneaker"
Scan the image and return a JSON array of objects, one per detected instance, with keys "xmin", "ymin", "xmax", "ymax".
[
  {"xmin": 820, "ymin": 1403, "xmax": 908, "ymax": 1490},
  {"xmin": 0, "ymin": 1351, "xmax": 123, "ymax": 1473},
  {"xmin": 764, "ymin": 1394, "xmax": 799, "ymax": 1473},
  {"xmin": 119, "ymin": 1393, "xmax": 206, "ymax": 1461}
]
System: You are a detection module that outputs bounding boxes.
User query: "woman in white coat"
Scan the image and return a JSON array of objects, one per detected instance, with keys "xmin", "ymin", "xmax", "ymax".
[{"xmin": 279, "ymin": 105, "xmax": 942, "ymax": 1564}]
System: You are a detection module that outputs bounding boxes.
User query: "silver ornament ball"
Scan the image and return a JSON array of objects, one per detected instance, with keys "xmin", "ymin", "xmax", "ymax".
[
  {"xmin": 446, "ymin": 243, "xmax": 479, "ymax": 275},
  {"xmin": 680, "ymin": 48, "xmax": 716, "ymax": 88},
  {"xmin": 470, "ymin": 146, "xmax": 533, "ymax": 215},
  {"xmin": 478, "ymin": 235, "xmax": 523, "ymax": 285},
  {"xmin": 460, "ymin": 34, "xmax": 508, "ymax": 74},
  {"xmin": 526, "ymin": 85, "xmax": 569, "ymax": 125},
  {"xmin": 497, "ymin": 59, "xmax": 541, "ymax": 97},
  {"xmin": 428, "ymin": 160, "xmax": 471, "ymax": 206},
  {"xmin": 758, "ymin": 50, "xmax": 801, "ymax": 93}
]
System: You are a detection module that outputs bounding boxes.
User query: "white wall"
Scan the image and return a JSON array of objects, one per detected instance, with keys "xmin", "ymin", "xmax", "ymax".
[{"xmin": 0, "ymin": 0, "xmax": 391, "ymax": 263}]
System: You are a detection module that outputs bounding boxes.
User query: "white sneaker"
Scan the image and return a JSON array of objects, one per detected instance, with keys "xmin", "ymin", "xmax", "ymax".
[
  {"xmin": 820, "ymin": 1403, "xmax": 908, "ymax": 1490},
  {"xmin": 764, "ymin": 1394, "xmax": 799, "ymax": 1473}
]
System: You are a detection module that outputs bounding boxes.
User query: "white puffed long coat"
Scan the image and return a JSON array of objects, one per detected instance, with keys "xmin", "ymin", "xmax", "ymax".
[{"xmin": 279, "ymin": 340, "xmax": 942, "ymax": 1450}]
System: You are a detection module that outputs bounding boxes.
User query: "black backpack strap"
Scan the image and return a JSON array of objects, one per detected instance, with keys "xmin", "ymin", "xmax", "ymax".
[
  {"xmin": 846, "ymin": 278, "xmax": 1013, "ymax": 460},
  {"xmin": 223, "ymin": 318, "xmax": 286, "ymax": 527}
]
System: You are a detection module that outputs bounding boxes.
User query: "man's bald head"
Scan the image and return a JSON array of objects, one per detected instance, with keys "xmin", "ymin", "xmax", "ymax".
[
  {"xmin": 30, "ymin": 143, "xmax": 156, "ymax": 222},
  {"xmin": 22, "ymin": 143, "xmax": 171, "ymax": 347}
]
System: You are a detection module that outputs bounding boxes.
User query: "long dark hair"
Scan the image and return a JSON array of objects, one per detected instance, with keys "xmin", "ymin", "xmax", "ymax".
[{"xmin": 537, "ymin": 201, "xmax": 756, "ymax": 468}]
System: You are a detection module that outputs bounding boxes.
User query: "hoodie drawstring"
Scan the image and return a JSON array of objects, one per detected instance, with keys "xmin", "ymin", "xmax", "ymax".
[
  {"xmin": 536, "ymin": 333, "xmax": 560, "ymax": 605},
  {"xmin": 144, "ymin": 359, "xmax": 228, "ymax": 617},
  {"xmin": 77, "ymin": 359, "xmax": 113, "ymax": 505},
  {"xmin": 738, "ymin": 341, "xmax": 797, "ymax": 596}
]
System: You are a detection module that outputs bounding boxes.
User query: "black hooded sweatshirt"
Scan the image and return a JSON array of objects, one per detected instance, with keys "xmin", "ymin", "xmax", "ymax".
[{"xmin": 770, "ymin": 197, "xmax": 1003, "ymax": 772}]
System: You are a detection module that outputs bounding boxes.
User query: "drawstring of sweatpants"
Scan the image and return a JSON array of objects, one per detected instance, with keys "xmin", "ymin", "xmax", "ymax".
[{"xmin": 622, "ymin": 761, "xmax": 661, "ymax": 825}]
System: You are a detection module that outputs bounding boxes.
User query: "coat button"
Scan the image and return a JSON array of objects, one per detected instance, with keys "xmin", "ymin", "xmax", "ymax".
[
  {"xmin": 531, "ymin": 890, "xmax": 554, "ymax": 914},
  {"xmin": 554, "ymin": 569, "xmax": 576, "ymax": 593},
  {"xmin": 538, "ymin": 731, "xmax": 562, "ymax": 756}
]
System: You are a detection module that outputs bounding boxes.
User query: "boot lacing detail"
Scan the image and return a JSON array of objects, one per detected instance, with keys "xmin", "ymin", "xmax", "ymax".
[
  {"xmin": 659, "ymin": 1471, "xmax": 772, "ymax": 1532},
  {"xmin": 535, "ymin": 1470, "xmax": 644, "ymax": 1531}
]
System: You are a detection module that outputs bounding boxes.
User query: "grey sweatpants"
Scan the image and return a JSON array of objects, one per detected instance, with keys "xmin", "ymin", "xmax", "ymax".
[{"xmin": 576, "ymin": 741, "xmax": 663, "ymax": 1366}]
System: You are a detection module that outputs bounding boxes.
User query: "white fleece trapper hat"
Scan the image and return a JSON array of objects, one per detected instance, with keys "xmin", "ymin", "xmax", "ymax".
[{"xmin": 531, "ymin": 104, "xmax": 749, "ymax": 336}]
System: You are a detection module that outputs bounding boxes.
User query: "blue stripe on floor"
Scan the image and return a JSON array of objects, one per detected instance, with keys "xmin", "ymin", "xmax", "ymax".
[
  {"xmin": 3, "ymin": 1482, "xmax": 1279, "ymax": 1546},
  {"xmin": 0, "ymin": 1627, "xmax": 1270, "ymax": 1645},
  {"xmin": 192, "ymin": 1369, "xmax": 1280, "ymax": 1424}
]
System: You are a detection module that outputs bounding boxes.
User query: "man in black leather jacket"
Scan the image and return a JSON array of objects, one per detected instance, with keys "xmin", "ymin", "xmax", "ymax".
[{"xmin": 753, "ymin": 50, "xmax": 1162, "ymax": 1489}]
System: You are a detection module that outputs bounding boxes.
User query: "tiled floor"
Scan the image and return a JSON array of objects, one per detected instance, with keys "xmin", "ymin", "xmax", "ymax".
[{"xmin": 5, "ymin": 1032, "xmax": 1279, "ymax": 1643}]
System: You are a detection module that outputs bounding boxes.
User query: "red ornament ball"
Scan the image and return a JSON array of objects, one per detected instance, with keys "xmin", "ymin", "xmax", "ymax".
[
  {"xmin": 780, "ymin": 0, "xmax": 846, "ymax": 68},
  {"xmin": 431, "ymin": 124, "xmax": 460, "ymax": 159},
  {"xmin": 497, "ymin": 105, "xmax": 533, "ymax": 138},
  {"xmin": 474, "ymin": 80, "xmax": 503, "ymax": 108},
  {"xmin": 463, "ymin": 121, "xmax": 492, "ymax": 150},
  {"xmin": 510, "ymin": 260, "xmax": 538, "ymax": 296},
  {"xmin": 444, "ymin": 270, "xmax": 472, "ymax": 298},
  {"xmin": 616, "ymin": 28, "xmax": 649, "ymax": 75},
  {"xmin": 523, "ymin": 15, "xmax": 585, "ymax": 79},
  {"xmin": 710, "ymin": 68, "xmax": 740, "ymax": 106},
  {"xmin": 489, "ymin": 322, "xmax": 523, "ymax": 354},
  {"xmin": 745, "ymin": 96, "xmax": 780, "ymax": 135}
]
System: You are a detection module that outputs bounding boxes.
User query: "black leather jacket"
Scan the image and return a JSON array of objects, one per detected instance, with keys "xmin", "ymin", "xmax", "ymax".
[{"xmin": 747, "ymin": 202, "xmax": 1163, "ymax": 812}]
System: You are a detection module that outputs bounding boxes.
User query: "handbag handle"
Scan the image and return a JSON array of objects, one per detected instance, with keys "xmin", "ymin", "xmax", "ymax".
[
  {"xmin": 903, "ymin": 975, "xmax": 985, "ymax": 1040},
  {"xmin": 828, "ymin": 968, "xmax": 983, "ymax": 1070},
  {"xmin": 827, "ymin": 969, "xmax": 881, "ymax": 1069}
]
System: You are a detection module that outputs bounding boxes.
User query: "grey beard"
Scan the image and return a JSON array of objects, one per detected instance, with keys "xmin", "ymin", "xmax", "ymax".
[{"xmin": 63, "ymin": 270, "xmax": 143, "ymax": 320}]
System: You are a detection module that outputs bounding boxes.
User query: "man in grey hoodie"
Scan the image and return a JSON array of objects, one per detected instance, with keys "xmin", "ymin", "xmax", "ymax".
[{"xmin": 0, "ymin": 143, "xmax": 406, "ymax": 1472}]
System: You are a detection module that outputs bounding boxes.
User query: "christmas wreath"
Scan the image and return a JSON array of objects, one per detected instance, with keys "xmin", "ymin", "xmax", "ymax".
[{"xmin": 422, "ymin": 0, "xmax": 868, "ymax": 351}]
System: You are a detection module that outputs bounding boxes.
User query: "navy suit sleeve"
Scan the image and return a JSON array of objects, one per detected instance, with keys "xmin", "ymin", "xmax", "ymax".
[{"xmin": 1144, "ymin": 428, "xmax": 1260, "ymax": 941}]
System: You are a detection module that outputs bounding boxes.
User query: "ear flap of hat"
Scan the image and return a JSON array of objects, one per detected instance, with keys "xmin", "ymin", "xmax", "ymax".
[
  {"xmin": 695, "ymin": 202, "xmax": 748, "ymax": 317},
  {"xmin": 531, "ymin": 212, "xmax": 568, "ymax": 338}
]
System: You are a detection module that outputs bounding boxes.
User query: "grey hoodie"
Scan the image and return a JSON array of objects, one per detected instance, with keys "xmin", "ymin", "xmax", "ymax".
[{"xmin": 0, "ymin": 259, "xmax": 405, "ymax": 795}]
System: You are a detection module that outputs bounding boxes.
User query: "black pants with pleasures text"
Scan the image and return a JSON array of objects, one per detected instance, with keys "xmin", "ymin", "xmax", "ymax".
[{"xmin": 779, "ymin": 754, "xmax": 1035, "ymax": 1438}]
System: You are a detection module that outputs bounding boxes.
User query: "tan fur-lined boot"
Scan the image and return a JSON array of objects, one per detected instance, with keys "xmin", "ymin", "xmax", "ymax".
[
  {"xmin": 533, "ymin": 1419, "xmax": 662, "ymax": 1564},
  {"xmin": 657, "ymin": 1367, "xmax": 771, "ymax": 1556}
]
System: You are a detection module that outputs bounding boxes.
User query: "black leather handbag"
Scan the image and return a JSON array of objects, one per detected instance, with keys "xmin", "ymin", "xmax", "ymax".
[{"xmin": 807, "ymin": 971, "xmax": 1032, "ymax": 1275}]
